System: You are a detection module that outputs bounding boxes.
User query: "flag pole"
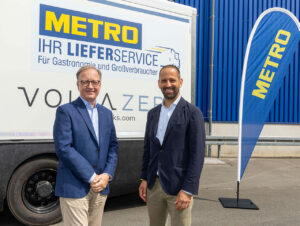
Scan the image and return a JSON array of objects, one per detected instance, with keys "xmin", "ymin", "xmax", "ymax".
[
  {"xmin": 236, "ymin": 181, "xmax": 239, "ymax": 205},
  {"xmin": 219, "ymin": 61, "xmax": 258, "ymax": 209}
]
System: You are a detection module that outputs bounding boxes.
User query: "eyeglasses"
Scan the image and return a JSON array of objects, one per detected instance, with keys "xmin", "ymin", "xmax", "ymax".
[{"xmin": 79, "ymin": 80, "xmax": 101, "ymax": 87}]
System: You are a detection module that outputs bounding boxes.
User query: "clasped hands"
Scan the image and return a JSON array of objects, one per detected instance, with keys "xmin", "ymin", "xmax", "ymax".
[{"xmin": 90, "ymin": 173, "xmax": 110, "ymax": 192}]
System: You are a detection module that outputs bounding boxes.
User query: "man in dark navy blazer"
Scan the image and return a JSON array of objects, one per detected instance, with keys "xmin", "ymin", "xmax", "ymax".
[
  {"xmin": 139, "ymin": 65, "xmax": 205, "ymax": 226},
  {"xmin": 53, "ymin": 65, "xmax": 118, "ymax": 226}
]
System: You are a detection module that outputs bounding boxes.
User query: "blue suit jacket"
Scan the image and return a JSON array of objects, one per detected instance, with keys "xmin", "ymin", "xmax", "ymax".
[
  {"xmin": 53, "ymin": 97, "xmax": 118, "ymax": 198},
  {"xmin": 141, "ymin": 98, "xmax": 205, "ymax": 195}
]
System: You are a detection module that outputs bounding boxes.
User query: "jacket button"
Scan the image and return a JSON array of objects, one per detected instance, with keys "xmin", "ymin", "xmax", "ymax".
[
  {"xmin": 96, "ymin": 149, "xmax": 99, "ymax": 152},
  {"xmin": 160, "ymin": 149, "xmax": 163, "ymax": 152},
  {"xmin": 93, "ymin": 165, "xmax": 96, "ymax": 168}
]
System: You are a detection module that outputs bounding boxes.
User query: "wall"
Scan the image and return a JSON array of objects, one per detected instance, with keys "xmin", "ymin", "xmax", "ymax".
[{"xmin": 175, "ymin": 0, "xmax": 300, "ymax": 124}]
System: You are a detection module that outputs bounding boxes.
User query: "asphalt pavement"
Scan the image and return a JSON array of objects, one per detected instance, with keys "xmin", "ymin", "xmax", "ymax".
[{"xmin": 1, "ymin": 157, "xmax": 300, "ymax": 226}]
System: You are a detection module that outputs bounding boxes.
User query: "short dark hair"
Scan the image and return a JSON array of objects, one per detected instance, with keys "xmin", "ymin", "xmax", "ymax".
[
  {"xmin": 76, "ymin": 65, "xmax": 102, "ymax": 80},
  {"xmin": 159, "ymin": 65, "xmax": 180, "ymax": 78}
]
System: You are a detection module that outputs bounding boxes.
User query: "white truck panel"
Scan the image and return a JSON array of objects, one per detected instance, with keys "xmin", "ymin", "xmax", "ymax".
[{"xmin": 0, "ymin": 0, "xmax": 195, "ymax": 139}]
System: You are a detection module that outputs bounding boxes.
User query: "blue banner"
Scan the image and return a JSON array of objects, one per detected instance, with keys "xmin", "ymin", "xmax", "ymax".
[{"xmin": 238, "ymin": 8, "xmax": 300, "ymax": 181}]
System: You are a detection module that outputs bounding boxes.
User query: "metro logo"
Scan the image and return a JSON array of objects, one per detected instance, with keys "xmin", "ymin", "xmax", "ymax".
[{"xmin": 39, "ymin": 4, "xmax": 142, "ymax": 49}]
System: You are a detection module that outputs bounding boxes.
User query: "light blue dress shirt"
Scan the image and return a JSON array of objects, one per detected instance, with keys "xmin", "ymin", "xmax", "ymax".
[
  {"xmin": 156, "ymin": 95, "xmax": 181, "ymax": 145},
  {"xmin": 80, "ymin": 97, "xmax": 99, "ymax": 145}
]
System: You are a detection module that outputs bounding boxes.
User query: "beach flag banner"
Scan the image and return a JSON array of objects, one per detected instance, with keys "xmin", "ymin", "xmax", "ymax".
[
  {"xmin": 238, "ymin": 8, "xmax": 300, "ymax": 181},
  {"xmin": 220, "ymin": 7, "xmax": 300, "ymax": 209}
]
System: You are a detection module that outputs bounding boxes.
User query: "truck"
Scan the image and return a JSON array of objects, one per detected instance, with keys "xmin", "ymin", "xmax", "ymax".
[{"xmin": 0, "ymin": 0, "xmax": 196, "ymax": 225}]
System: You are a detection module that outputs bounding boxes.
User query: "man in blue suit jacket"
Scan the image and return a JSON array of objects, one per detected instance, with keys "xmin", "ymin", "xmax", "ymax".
[
  {"xmin": 53, "ymin": 65, "xmax": 118, "ymax": 226},
  {"xmin": 139, "ymin": 65, "xmax": 205, "ymax": 226}
]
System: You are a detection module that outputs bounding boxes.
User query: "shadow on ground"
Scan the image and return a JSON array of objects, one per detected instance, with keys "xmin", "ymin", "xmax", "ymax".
[
  {"xmin": 0, "ymin": 193, "xmax": 145, "ymax": 226},
  {"xmin": 105, "ymin": 193, "xmax": 146, "ymax": 211}
]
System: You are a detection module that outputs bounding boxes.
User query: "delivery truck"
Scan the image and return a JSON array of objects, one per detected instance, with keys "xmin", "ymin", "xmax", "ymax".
[{"xmin": 0, "ymin": 0, "xmax": 196, "ymax": 224}]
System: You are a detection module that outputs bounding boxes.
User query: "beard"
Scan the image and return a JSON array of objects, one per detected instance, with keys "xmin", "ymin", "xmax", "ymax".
[{"xmin": 161, "ymin": 87, "xmax": 179, "ymax": 100}]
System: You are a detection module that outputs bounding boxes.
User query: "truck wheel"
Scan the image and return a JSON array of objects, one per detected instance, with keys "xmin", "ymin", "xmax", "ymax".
[{"xmin": 7, "ymin": 158, "xmax": 61, "ymax": 225}]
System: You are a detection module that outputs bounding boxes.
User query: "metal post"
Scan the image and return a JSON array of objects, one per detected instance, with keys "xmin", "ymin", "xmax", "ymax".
[
  {"xmin": 236, "ymin": 181, "xmax": 240, "ymax": 205},
  {"xmin": 208, "ymin": 0, "xmax": 215, "ymax": 157}
]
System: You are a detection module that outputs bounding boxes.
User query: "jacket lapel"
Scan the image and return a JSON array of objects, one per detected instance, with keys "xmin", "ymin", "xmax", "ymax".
[
  {"xmin": 97, "ymin": 104, "xmax": 104, "ymax": 148},
  {"xmin": 74, "ymin": 97, "xmax": 98, "ymax": 144},
  {"xmin": 152, "ymin": 105, "xmax": 161, "ymax": 143},
  {"xmin": 162, "ymin": 98, "xmax": 185, "ymax": 147}
]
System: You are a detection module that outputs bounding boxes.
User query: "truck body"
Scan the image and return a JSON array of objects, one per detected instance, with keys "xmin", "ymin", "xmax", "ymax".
[{"xmin": 0, "ymin": 0, "xmax": 196, "ymax": 224}]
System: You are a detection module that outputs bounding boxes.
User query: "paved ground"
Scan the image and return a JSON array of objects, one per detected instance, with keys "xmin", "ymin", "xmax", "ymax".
[{"xmin": 1, "ymin": 158, "xmax": 300, "ymax": 226}]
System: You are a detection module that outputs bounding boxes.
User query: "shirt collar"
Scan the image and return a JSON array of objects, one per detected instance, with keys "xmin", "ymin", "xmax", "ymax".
[
  {"xmin": 80, "ymin": 96, "xmax": 98, "ymax": 109},
  {"xmin": 162, "ymin": 95, "xmax": 181, "ymax": 109}
]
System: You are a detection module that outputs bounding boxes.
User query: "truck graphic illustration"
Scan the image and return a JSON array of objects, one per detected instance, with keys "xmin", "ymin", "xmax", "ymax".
[{"xmin": 148, "ymin": 46, "xmax": 181, "ymax": 68}]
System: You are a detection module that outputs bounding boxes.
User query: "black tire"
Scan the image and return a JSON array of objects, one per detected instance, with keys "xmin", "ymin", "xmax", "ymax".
[{"xmin": 7, "ymin": 158, "xmax": 62, "ymax": 225}]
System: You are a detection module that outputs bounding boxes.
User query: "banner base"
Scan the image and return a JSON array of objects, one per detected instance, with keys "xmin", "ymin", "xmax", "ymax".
[{"xmin": 219, "ymin": 197, "xmax": 259, "ymax": 210}]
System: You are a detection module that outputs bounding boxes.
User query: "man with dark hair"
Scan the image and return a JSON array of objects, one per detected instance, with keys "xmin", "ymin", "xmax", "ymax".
[
  {"xmin": 54, "ymin": 65, "xmax": 118, "ymax": 226},
  {"xmin": 139, "ymin": 65, "xmax": 205, "ymax": 226}
]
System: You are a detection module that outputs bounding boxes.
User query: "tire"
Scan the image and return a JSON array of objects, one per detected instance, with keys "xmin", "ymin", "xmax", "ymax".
[{"xmin": 7, "ymin": 157, "xmax": 62, "ymax": 226}]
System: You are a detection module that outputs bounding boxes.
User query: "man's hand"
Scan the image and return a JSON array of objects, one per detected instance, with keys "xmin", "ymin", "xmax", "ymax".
[
  {"xmin": 174, "ymin": 190, "xmax": 192, "ymax": 210},
  {"xmin": 90, "ymin": 173, "xmax": 110, "ymax": 192},
  {"xmin": 139, "ymin": 180, "xmax": 147, "ymax": 202}
]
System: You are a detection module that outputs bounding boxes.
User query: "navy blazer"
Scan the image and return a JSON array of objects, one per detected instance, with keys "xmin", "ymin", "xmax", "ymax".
[
  {"xmin": 141, "ymin": 97, "xmax": 205, "ymax": 195},
  {"xmin": 53, "ymin": 97, "xmax": 118, "ymax": 198}
]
